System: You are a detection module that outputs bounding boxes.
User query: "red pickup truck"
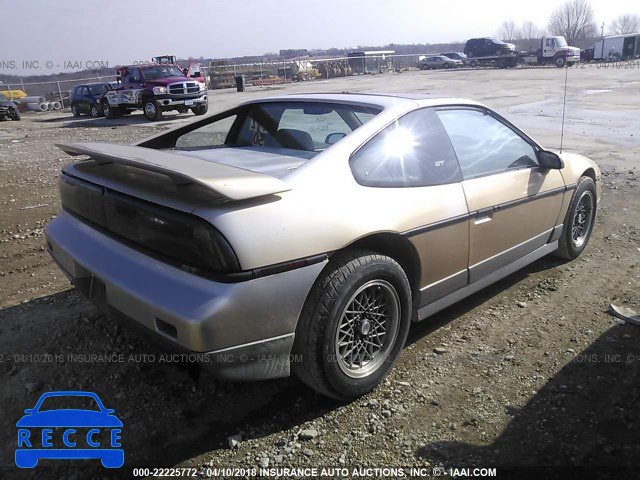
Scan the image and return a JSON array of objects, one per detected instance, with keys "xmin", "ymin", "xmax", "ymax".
[{"xmin": 102, "ymin": 64, "xmax": 208, "ymax": 121}]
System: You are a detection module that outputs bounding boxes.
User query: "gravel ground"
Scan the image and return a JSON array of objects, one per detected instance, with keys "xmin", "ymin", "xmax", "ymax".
[{"xmin": 1, "ymin": 65, "xmax": 639, "ymax": 479}]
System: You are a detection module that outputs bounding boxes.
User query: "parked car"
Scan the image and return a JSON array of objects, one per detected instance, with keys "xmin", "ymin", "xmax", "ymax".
[
  {"xmin": 464, "ymin": 37, "xmax": 516, "ymax": 57},
  {"xmin": 581, "ymin": 47, "xmax": 595, "ymax": 62},
  {"xmin": 70, "ymin": 83, "xmax": 111, "ymax": 118},
  {"xmin": 421, "ymin": 55, "xmax": 463, "ymax": 69},
  {"xmin": 441, "ymin": 51, "xmax": 470, "ymax": 65},
  {"xmin": 46, "ymin": 93, "xmax": 600, "ymax": 400},
  {"xmin": 0, "ymin": 96, "xmax": 20, "ymax": 121}
]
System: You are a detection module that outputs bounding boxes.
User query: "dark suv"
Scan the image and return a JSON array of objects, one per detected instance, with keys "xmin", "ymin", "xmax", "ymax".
[
  {"xmin": 464, "ymin": 38, "xmax": 515, "ymax": 58},
  {"xmin": 0, "ymin": 95, "xmax": 20, "ymax": 121},
  {"xmin": 70, "ymin": 83, "xmax": 111, "ymax": 117}
]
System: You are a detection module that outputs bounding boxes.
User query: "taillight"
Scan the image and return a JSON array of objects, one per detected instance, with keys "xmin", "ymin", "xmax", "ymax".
[
  {"xmin": 59, "ymin": 175, "xmax": 106, "ymax": 227},
  {"xmin": 59, "ymin": 173, "xmax": 240, "ymax": 274},
  {"xmin": 102, "ymin": 191, "xmax": 240, "ymax": 273}
]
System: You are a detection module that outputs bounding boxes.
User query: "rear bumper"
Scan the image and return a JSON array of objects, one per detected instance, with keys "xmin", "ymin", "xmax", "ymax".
[{"xmin": 45, "ymin": 211, "xmax": 326, "ymax": 380}]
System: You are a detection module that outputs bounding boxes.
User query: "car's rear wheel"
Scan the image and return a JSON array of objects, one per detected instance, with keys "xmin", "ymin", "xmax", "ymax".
[
  {"xmin": 292, "ymin": 250, "xmax": 411, "ymax": 400},
  {"xmin": 556, "ymin": 176, "xmax": 597, "ymax": 259},
  {"xmin": 71, "ymin": 103, "xmax": 81, "ymax": 117},
  {"xmin": 102, "ymin": 100, "xmax": 118, "ymax": 119}
]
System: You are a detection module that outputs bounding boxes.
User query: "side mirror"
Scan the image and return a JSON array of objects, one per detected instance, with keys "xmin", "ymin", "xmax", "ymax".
[
  {"xmin": 325, "ymin": 132, "xmax": 346, "ymax": 145},
  {"xmin": 538, "ymin": 150, "xmax": 564, "ymax": 169}
]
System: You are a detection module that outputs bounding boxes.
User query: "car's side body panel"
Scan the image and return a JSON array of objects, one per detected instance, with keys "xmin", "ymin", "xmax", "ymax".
[{"xmin": 463, "ymin": 167, "xmax": 566, "ymax": 278}]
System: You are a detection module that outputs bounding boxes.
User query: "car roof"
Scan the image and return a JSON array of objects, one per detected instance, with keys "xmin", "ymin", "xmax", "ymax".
[
  {"xmin": 76, "ymin": 83, "xmax": 106, "ymax": 88},
  {"xmin": 239, "ymin": 92, "xmax": 484, "ymax": 110}
]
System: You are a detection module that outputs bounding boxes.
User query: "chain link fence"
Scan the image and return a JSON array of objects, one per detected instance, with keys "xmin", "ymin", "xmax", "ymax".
[
  {"xmin": 206, "ymin": 54, "xmax": 427, "ymax": 89},
  {"xmin": 0, "ymin": 53, "xmax": 432, "ymax": 107},
  {"xmin": 0, "ymin": 75, "xmax": 117, "ymax": 107}
]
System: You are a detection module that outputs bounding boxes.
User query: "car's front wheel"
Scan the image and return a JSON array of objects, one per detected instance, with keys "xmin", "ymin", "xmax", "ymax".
[
  {"xmin": 292, "ymin": 250, "xmax": 412, "ymax": 400},
  {"xmin": 556, "ymin": 176, "xmax": 597, "ymax": 259},
  {"xmin": 192, "ymin": 103, "xmax": 208, "ymax": 115},
  {"xmin": 143, "ymin": 98, "xmax": 162, "ymax": 121}
]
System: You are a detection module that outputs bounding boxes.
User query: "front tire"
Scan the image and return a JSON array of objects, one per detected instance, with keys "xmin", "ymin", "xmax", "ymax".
[
  {"xmin": 143, "ymin": 98, "xmax": 162, "ymax": 121},
  {"xmin": 191, "ymin": 103, "xmax": 208, "ymax": 116},
  {"xmin": 556, "ymin": 176, "xmax": 597, "ymax": 259},
  {"xmin": 292, "ymin": 250, "xmax": 412, "ymax": 401},
  {"xmin": 555, "ymin": 55, "xmax": 566, "ymax": 68},
  {"xmin": 90, "ymin": 105, "xmax": 100, "ymax": 118},
  {"xmin": 10, "ymin": 109, "xmax": 20, "ymax": 121}
]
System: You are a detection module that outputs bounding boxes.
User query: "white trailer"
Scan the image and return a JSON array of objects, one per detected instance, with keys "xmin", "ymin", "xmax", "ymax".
[{"xmin": 594, "ymin": 33, "xmax": 640, "ymax": 60}]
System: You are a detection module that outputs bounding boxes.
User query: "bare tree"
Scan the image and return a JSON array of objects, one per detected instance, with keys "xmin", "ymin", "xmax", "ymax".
[
  {"xmin": 609, "ymin": 14, "xmax": 640, "ymax": 35},
  {"xmin": 516, "ymin": 21, "xmax": 545, "ymax": 50},
  {"xmin": 548, "ymin": 0, "xmax": 597, "ymax": 45},
  {"xmin": 498, "ymin": 19, "xmax": 517, "ymax": 42}
]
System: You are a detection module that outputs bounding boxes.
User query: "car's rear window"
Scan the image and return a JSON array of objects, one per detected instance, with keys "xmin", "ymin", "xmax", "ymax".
[
  {"xmin": 234, "ymin": 102, "xmax": 381, "ymax": 153},
  {"xmin": 38, "ymin": 395, "xmax": 101, "ymax": 412}
]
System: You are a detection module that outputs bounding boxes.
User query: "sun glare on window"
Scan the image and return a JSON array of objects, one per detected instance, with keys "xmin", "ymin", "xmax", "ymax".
[{"xmin": 383, "ymin": 127, "xmax": 417, "ymax": 158}]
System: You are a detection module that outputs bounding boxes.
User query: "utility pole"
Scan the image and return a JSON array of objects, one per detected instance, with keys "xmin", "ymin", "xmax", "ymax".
[{"xmin": 600, "ymin": 22, "xmax": 605, "ymax": 59}]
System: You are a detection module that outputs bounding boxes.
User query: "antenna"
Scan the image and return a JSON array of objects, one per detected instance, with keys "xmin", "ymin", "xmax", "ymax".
[{"xmin": 559, "ymin": 63, "xmax": 569, "ymax": 153}]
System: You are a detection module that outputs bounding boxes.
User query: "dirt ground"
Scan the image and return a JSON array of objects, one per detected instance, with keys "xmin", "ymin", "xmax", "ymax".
[{"xmin": 1, "ymin": 65, "xmax": 639, "ymax": 479}]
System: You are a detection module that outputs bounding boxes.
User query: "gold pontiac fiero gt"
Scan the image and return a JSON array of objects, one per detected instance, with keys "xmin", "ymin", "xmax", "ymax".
[{"xmin": 46, "ymin": 93, "xmax": 600, "ymax": 400}]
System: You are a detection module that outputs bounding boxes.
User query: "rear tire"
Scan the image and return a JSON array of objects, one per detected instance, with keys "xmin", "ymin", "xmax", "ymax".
[
  {"xmin": 102, "ymin": 100, "xmax": 118, "ymax": 119},
  {"xmin": 71, "ymin": 103, "xmax": 81, "ymax": 117},
  {"xmin": 555, "ymin": 176, "xmax": 597, "ymax": 260},
  {"xmin": 292, "ymin": 250, "xmax": 412, "ymax": 401}
]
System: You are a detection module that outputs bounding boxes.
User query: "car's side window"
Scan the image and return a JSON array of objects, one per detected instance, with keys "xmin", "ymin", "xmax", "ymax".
[
  {"xmin": 436, "ymin": 109, "xmax": 538, "ymax": 180},
  {"xmin": 350, "ymin": 108, "xmax": 462, "ymax": 187},
  {"xmin": 129, "ymin": 68, "xmax": 141, "ymax": 83}
]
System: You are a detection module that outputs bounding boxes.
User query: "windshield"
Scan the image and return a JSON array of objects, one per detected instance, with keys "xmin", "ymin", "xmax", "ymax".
[
  {"xmin": 555, "ymin": 37, "xmax": 568, "ymax": 47},
  {"xmin": 88, "ymin": 84, "xmax": 107, "ymax": 95},
  {"xmin": 142, "ymin": 66, "xmax": 185, "ymax": 79},
  {"xmin": 38, "ymin": 395, "xmax": 101, "ymax": 412},
  {"xmin": 492, "ymin": 38, "xmax": 506, "ymax": 44}
]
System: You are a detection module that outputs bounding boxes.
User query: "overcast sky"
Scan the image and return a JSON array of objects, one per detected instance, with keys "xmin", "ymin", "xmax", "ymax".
[{"xmin": 0, "ymin": 0, "xmax": 637, "ymax": 74}]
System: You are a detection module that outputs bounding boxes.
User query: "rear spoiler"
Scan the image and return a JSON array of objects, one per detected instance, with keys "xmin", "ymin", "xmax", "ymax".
[{"xmin": 56, "ymin": 142, "xmax": 291, "ymax": 201}]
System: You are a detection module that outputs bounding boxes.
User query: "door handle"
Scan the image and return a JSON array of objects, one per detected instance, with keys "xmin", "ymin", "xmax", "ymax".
[{"xmin": 474, "ymin": 206, "xmax": 496, "ymax": 225}]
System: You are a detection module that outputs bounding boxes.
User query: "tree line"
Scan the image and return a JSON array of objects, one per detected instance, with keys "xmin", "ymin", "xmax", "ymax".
[{"xmin": 498, "ymin": 0, "xmax": 638, "ymax": 49}]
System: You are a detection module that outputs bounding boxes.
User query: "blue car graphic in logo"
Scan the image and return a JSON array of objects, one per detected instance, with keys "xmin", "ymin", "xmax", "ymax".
[{"xmin": 16, "ymin": 391, "xmax": 123, "ymax": 468}]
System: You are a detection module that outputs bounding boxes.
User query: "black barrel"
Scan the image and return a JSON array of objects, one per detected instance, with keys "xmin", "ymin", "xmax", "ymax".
[{"xmin": 234, "ymin": 75, "xmax": 245, "ymax": 92}]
